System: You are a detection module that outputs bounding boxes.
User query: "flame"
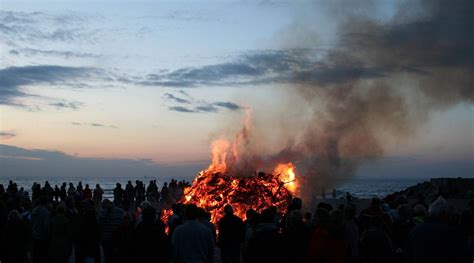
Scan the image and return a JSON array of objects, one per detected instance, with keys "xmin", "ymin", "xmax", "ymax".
[
  {"xmin": 273, "ymin": 163, "xmax": 297, "ymax": 194},
  {"xmin": 208, "ymin": 139, "xmax": 230, "ymax": 173},
  {"xmin": 161, "ymin": 108, "xmax": 299, "ymax": 228}
]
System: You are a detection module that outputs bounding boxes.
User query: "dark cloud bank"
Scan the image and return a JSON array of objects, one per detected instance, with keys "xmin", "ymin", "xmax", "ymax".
[
  {"xmin": 0, "ymin": 65, "xmax": 101, "ymax": 108},
  {"xmin": 0, "ymin": 144, "xmax": 205, "ymax": 179}
]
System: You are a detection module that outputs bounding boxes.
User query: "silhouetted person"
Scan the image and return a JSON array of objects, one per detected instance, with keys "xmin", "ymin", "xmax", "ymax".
[
  {"xmin": 360, "ymin": 215, "xmax": 393, "ymax": 263},
  {"xmin": 391, "ymin": 204, "xmax": 415, "ymax": 262},
  {"xmin": 281, "ymin": 210, "xmax": 310, "ymax": 263},
  {"xmin": 93, "ymin": 184, "xmax": 103, "ymax": 207},
  {"xmin": 49, "ymin": 203, "xmax": 72, "ymax": 263},
  {"xmin": 360, "ymin": 198, "xmax": 392, "ymax": 233},
  {"xmin": 406, "ymin": 197, "xmax": 470, "ymax": 263},
  {"xmin": 72, "ymin": 201, "xmax": 100, "ymax": 263},
  {"xmin": 343, "ymin": 203, "xmax": 360, "ymax": 263},
  {"xmin": 67, "ymin": 183, "xmax": 75, "ymax": 198},
  {"xmin": 31, "ymin": 196, "xmax": 50, "ymax": 263},
  {"xmin": 113, "ymin": 183, "xmax": 123, "ymax": 207},
  {"xmin": 99, "ymin": 199, "xmax": 124, "ymax": 263},
  {"xmin": 346, "ymin": 192, "xmax": 353, "ymax": 202},
  {"xmin": 113, "ymin": 212, "xmax": 136, "ymax": 263},
  {"xmin": 307, "ymin": 208, "xmax": 347, "ymax": 263},
  {"xmin": 161, "ymin": 183, "xmax": 169, "ymax": 204},
  {"xmin": 60, "ymin": 183, "xmax": 67, "ymax": 202},
  {"xmin": 135, "ymin": 206, "xmax": 169, "ymax": 262},
  {"xmin": 83, "ymin": 184, "xmax": 92, "ymax": 200},
  {"xmin": 54, "ymin": 185, "xmax": 60, "ymax": 202},
  {"xmin": 172, "ymin": 204, "xmax": 215, "ymax": 263},
  {"xmin": 244, "ymin": 208, "xmax": 283, "ymax": 263},
  {"xmin": 168, "ymin": 203, "xmax": 184, "ymax": 239},
  {"xmin": 218, "ymin": 205, "xmax": 244, "ymax": 263},
  {"xmin": 198, "ymin": 208, "xmax": 217, "ymax": 244},
  {"xmin": 4, "ymin": 210, "xmax": 31, "ymax": 263},
  {"xmin": 0, "ymin": 199, "xmax": 8, "ymax": 260}
]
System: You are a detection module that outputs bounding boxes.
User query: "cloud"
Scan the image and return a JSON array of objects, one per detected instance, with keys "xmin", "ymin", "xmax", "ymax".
[
  {"xmin": 168, "ymin": 106, "xmax": 197, "ymax": 113},
  {"xmin": 0, "ymin": 11, "xmax": 94, "ymax": 45},
  {"xmin": 0, "ymin": 131, "xmax": 16, "ymax": 139},
  {"xmin": 141, "ymin": 0, "xmax": 473, "ymax": 90},
  {"xmin": 70, "ymin": 122, "xmax": 118, "ymax": 128},
  {"xmin": 213, "ymin": 101, "xmax": 241, "ymax": 110},
  {"xmin": 195, "ymin": 104, "xmax": 218, "ymax": 113},
  {"xmin": 0, "ymin": 144, "xmax": 207, "ymax": 178},
  {"xmin": 163, "ymin": 93, "xmax": 191, "ymax": 104},
  {"xmin": 141, "ymin": 49, "xmax": 392, "ymax": 88},
  {"xmin": 0, "ymin": 65, "xmax": 102, "ymax": 107},
  {"xmin": 168, "ymin": 102, "xmax": 242, "ymax": 114},
  {"xmin": 49, "ymin": 101, "xmax": 84, "ymax": 110},
  {"xmin": 163, "ymin": 90, "xmax": 242, "ymax": 113},
  {"xmin": 9, "ymin": 48, "xmax": 100, "ymax": 59}
]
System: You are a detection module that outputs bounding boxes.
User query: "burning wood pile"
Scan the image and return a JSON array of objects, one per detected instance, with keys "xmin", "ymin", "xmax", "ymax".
[
  {"xmin": 181, "ymin": 163, "xmax": 296, "ymax": 223},
  {"xmin": 162, "ymin": 109, "xmax": 299, "ymax": 224}
]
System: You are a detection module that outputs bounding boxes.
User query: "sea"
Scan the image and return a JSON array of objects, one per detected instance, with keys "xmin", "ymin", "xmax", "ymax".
[{"xmin": 0, "ymin": 176, "xmax": 426, "ymax": 199}]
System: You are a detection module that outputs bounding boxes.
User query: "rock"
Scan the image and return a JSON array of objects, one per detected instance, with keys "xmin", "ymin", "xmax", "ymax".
[{"xmin": 390, "ymin": 177, "xmax": 474, "ymax": 203}]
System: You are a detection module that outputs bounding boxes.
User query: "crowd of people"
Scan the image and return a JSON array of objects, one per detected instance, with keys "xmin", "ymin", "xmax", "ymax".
[{"xmin": 0, "ymin": 179, "xmax": 472, "ymax": 263}]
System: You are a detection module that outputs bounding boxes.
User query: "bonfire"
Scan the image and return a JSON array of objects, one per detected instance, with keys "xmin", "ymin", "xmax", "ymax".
[{"xmin": 162, "ymin": 109, "xmax": 298, "ymax": 224}]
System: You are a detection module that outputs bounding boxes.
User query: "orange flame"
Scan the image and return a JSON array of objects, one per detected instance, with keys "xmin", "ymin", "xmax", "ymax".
[
  {"xmin": 161, "ymin": 108, "xmax": 299, "ymax": 228},
  {"xmin": 273, "ymin": 162, "xmax": 298, "ymax": 194}
]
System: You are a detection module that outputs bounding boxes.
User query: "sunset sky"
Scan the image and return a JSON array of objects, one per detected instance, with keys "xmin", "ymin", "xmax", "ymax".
[{"xmin": 1, "ymin": 0, "xmax": 472, "ymax": 178}]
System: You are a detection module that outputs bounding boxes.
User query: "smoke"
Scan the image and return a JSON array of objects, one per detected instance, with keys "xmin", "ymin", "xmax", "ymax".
[{"xmin": 214, "ymin": 0, "xmax": 472, "ymax": 200}]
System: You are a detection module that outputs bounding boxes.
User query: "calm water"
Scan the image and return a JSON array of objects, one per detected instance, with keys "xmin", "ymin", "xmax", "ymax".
[{"xmin": 0, "ymin": 175, "xmax": 426, "ymax": 199}]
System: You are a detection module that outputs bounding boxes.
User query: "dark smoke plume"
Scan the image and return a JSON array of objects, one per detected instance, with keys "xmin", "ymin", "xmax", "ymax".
[{"xmin": 227, "ymin": 0, "xmax": 473, "ymax": 200}]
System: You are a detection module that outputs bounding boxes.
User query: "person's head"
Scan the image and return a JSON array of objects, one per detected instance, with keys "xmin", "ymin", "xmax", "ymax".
[
  {"xmin": 197, "ymin": 207, "xmax": 207, "ymax": 219},
  {"xmin": 224, "ymin": 204, "xmax": 234, "ymax": 216},
  {"xmin": 261, "ymin": 208, "xmax": 275, "ymax": 224},
  {"xmin": 85, "ymin": 184, "xmax": 89, "ymax": 189},
  {"xmin": 102, "ymin": 199, "xmax": 113, "ymax": 210},
  {"xmin": 370, "ymin": 198, "xmax": 381, "ymax": 208},
  {"xmin": 185, "ymin": 204, "xmax": 199, "ymax": 221},
  {"xmin": 123, "ymin": 212, "xmax": 134, "ymax": 225},
  {"xmin": 413, "ymin": 204, "xmax": 426, "ymax": 217},
  {"xmin": 8, "ymin": 210, "xmax": 21, "ymax": 223},
  {"xmin": 344, "ymin": 203, "xmax": 357, "ymax": 220},
  {"xmin": 96, "ymin": 184, "xmax": 100, "ymax": 188},
  {"xmin": 140, "ymin": 201, "xmax": 151, "ymax": 209},
  {"xmin": 428, "ymin": 196, "xmax": 453, "ymax": 221},
  {"xmin": 56, "ymin": 203, "xmax": 66, "ymax": 216},
  {"xmin": 38, "ymin": 196, "xmax": 48, "ymax": 206},
  {"xmin": 314, "ymin": 208, "xmax": 330, "ymax": 227},
  {"xmin": 142, "ymin": 206, "xmax": 156, "ymax": 222},
  {"xmin": 397, "ymin": 204, "xmax": 412, "ymax": 221},
  {"xmin": 246, "ymin": 208, "xmax": 257, "ymax": 221},
  {"xmin": 287, "ymin": 210, "xmax": 303, "ymax": 228},
  {"xmin": 290, "ymin": 198, "xmax": 303, "ymax": 211}
]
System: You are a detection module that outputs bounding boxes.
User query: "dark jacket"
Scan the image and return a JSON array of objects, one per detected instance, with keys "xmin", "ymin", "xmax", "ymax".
[
  {"xmin": 217, "ymin": 214, "xmax": 244, "ymax": 248},
  {"xmin": 49, "ymin": 215, "xmax": 72, "ymax": 263}
]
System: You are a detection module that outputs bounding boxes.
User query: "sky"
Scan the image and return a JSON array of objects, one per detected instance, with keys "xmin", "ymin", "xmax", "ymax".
[{"xmin": 0, "ymin": 0, "xmax": 473, "ymax": 179}]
